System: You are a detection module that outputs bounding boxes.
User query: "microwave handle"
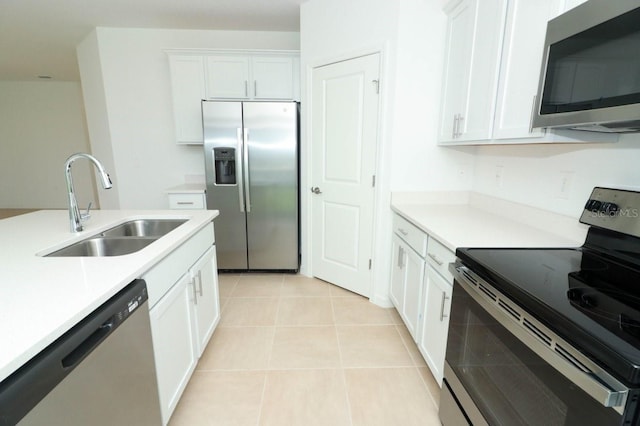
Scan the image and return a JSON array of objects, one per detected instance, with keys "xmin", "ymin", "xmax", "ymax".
[{"xmin": 529, "ymin": 95, "xmax": 537, "ymax": 134}]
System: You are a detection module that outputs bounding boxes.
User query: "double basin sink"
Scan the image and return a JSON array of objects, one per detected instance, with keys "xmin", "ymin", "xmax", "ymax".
[{"xmin": 46, "ymin": 219, "xmax": 187, "ymax": 257}]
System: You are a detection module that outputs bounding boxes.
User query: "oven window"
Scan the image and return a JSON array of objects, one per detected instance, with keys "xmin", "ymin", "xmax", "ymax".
[{"xmin": 445, "ymin": 282, "xmax": 621, "ymax": 426}]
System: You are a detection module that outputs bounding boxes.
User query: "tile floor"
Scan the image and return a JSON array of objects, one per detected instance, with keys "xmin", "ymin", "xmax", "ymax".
[{"xmin": 169, "ymin": 273, "xmax": 441, "ymax": 426}]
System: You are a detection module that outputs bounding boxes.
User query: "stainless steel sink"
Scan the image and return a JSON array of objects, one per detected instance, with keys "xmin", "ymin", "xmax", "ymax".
[
  {"xmin": 100, "ymin": 219, "xmax": 187, "ymax": 237},
  {"xmin": 46, "ymin": 237, "xmax": 157, "ymax": 257}
]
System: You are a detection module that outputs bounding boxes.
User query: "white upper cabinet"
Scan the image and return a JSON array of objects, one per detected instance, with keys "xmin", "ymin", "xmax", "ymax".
[
  {"xmin": 439, "ymin": 0, "xmax": 616, "ymax": 145},
  {"xmin": 168, "ymin": 55, "xmax": 207, "ymax": 144},
  {"xmin": 205, "ymin": 55, "xmax": 251, "ymax": 99},
  {"xmin": 167, "ymin": 50, "xmax": 300, "ymax": 145},
  {"xmin": 492, "ymin": 0, "xmax": 561, "ymax": 140},
  {"xmin": 439, "ymin": 0, "xmax": 506, "ymax": 144}
]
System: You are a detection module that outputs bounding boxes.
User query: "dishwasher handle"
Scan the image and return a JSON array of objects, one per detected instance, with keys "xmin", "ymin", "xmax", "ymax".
[{"xmin": 61, "ymin": 318, "xmax": 114, "ymax": 369}]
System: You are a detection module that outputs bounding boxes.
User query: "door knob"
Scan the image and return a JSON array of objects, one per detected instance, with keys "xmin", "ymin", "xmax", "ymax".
[{"xmin": 311, "ymin": 186, "xmax": 322, "ymax": 194}]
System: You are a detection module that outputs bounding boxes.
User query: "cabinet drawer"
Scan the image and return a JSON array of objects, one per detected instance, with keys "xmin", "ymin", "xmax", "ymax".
[
  {"xmin": 392, "ymin": 214, "xmax": 428, "ymax": 257},
  {"xmin": 168, "ymin": 193, "xmax": 206, "ymax": 210},
  {"xmin": 426, "ymin": 238, "xmax": 455, "ymax": 284}
]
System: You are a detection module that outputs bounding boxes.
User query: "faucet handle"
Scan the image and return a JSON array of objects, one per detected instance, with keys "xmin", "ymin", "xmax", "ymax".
[{"xmin": 81, "ymin": 201, "xmax": 93, "ymax": 221}]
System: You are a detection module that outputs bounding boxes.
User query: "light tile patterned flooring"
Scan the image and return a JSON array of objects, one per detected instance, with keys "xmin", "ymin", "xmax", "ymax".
[{"xmin": 169, "ymin": 273, "xmax": 441, "ymax": 426}]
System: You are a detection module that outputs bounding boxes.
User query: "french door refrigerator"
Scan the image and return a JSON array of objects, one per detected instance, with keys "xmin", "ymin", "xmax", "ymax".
[{"xmin": 203, "ymin": 101, "xmax": 299, "ymax": 271}]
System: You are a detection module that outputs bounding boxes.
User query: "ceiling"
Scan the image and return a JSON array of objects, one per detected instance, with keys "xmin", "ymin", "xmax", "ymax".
[{"xmin": 0, "ymin": 0, "xmax": 303, "ymax": 82}]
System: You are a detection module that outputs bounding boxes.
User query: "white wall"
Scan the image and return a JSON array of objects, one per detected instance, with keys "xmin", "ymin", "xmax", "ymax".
[
  {"xmin": 300, "ymin": 0, "xmax": 473, "ymax": 305},
  {"xmin": 473, "ymin": 136, "xmax": 640, "ymax": 218},
  {"xmin": 77, "ymin": 27, "xmax": 300, "ymax": 209},
  {"xmin": 0, "ymin": 81, "xmax": 95, "ymax": 209}
]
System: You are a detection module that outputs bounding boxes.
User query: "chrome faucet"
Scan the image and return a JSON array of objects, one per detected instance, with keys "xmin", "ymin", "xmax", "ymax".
[{"xmin": 65, "ymin": 153, "xmax": 113, "ymax": 232}]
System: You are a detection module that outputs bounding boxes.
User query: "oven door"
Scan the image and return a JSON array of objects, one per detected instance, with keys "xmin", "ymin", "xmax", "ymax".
[{"xmin": 441, "ymin": 264, "xmax": 635, "ymax": 426}]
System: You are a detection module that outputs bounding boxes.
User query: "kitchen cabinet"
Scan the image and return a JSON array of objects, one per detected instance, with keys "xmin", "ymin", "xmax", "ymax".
[
  {"xmin": 438, "ymin": 0, "xmax": 506, "ymax": 144},
  {"xmin": 206, "ymin": 54, "xmax": 297, "ymax": 100},
  {"xmin": 390, "ymin": 214, "xmax": 428, "ymax": 341},
  {"xmin": 439, "ymin": 0, "xmax": 615, "ymax": 145},
  {"xmin": 149, "ymin": 273, "xmax": 197, "ymax": 425},
  {"xmin": 389, "ymin": 211, "xmax": 456, "ymax": 385},
  {"xmin": 144, "ymin": 222, "xmax": 220, "ymax": 424},
  {"xmin": 418, "ymin": 238, "xmax": 455, "ymax": 385},
  {"xmin": 190, "ymin": 245, "xmax": 220, "ymax": 357},
  {"xmin": 166, "ymin": 184, "xmax": 206, "ymax": 210},
  {"xmin": 167, "ymin": 55, "xmax": 206, "ymax": 144},
  {"xmin": 167, "ymin": 50, "xmax": 299, "ymax": 144}
]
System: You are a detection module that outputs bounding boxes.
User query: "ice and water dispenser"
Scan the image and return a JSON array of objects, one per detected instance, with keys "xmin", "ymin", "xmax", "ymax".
[{"xmin": 214, "ymin": 148, "xmax": 236, "ymax": 185}]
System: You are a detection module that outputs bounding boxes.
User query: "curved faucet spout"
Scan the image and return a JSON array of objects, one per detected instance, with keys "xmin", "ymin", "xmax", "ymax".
[{"xmin": 65, "ymin": 153, "xmax": 113, "ymax": 233}]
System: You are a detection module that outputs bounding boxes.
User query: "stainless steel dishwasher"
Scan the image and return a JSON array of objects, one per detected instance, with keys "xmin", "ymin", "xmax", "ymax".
[{"xmin": 0, "ymin": 279, "xmax": 162, "ymax": 425}]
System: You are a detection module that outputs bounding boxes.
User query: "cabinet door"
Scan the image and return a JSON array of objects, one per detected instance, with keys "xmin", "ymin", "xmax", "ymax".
[
  {"xmin": 492, "ymin": 0, "xmax": 561, "ymax": 140},
  {"xmin": 205, "ymin": 56, "xmax": 250, "ymax": 99},
  {"xmin": 439, "ymin": 0, "xmax": 476, "ymax": 143},
  {"xmin": 168, "ymin": 55, "xmax": 206, "ymax": 144},
  {"xmin": 403, "ymin": 245, "xmax": 426, "ymax": 341},
  {"xmin": 419, "ymin": 266, "xmax": 452, "ymax": 385},
  {"xmin": 251, "ymin": 56, "xmax": 294, "ymax": 99},
  {"xmin": 440, "ymin": 0, "xmax": 507, "ymax": 143},
  {"xmin": 149, "ymin": 273, "xmax": 197, "ymax": 424},
  {"xmin": 389, "ymin": 235, "xmax": 406, "ymax": 310},
  {"xmin": 190, "ymin": 245, "xmax": 221, "ymax": 357}
]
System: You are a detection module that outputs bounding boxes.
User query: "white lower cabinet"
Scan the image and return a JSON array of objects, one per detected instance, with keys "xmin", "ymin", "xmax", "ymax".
[
  {"xmin": 144, "ymin": 223, "xmax": 220, "ymax": 425},
  {"xmin": 149, "ymin": 273, "xmax": 197, "ymax": 424},
  {"xmin": 419, "ymin": 265, "xmax": 453, "ymax": 385},
  {"xmin": 390, "ymin": 212, "xmax": 455, "ymax": 386},
  {"xmin": 390, "ymin": 234, "xmax": 426, "ymax": 340},
  {"xmin": 190, "ymin": 245, "xmax": 221, "ymax": 357}
]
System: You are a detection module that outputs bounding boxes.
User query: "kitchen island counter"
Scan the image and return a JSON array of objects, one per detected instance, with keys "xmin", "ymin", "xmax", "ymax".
[{"xmin": 0, "ymin": 209, "xmax": 218, "ymax": 382}]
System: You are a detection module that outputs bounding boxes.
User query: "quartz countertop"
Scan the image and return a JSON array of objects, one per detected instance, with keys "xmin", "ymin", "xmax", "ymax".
[
  {"xmin": 391, "ymin": 191, "xmax": 587, "ymax": 251},
  {"xmin": 0, "ymin": 209, "xmax": 218, "ymax": 382},
  {"xmin": 165, "ymin": 183, "xmax": 206, "ymax": 194}
]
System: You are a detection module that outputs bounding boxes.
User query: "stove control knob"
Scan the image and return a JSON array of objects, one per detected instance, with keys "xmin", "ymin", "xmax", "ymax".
[
  {"xmin": 585, "ymin": 199, "xmax": 602, "ymax": 211},
  {"xmin": 602, "ymin": 202, "xmax": 619, "ymax": 215}
]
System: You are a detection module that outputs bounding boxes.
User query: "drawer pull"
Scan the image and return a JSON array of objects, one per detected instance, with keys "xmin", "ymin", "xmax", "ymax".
[
  {"xmin": 177, "ymin": 201, "xmax": 195, "ymax": 205},
  {"xmin": 428, "ymin": 252, "xmax": 444, "ymax": 266},
  {"xmin": 398, "ymin": 228, "xmax": 408, "ymax": 236}
]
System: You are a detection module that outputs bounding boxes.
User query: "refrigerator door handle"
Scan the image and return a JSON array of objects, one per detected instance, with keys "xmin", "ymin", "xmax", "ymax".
[
  {"xmin": 236, "ymin": 128, "xmax": 246, "ymax": 213},
  {"xmin": 243, "ymin": 128, "xmax": 251, "ymax": 213}
]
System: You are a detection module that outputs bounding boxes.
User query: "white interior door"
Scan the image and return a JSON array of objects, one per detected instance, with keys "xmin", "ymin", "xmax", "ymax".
[{"xmin": 311, "ymin": 53, "xmax": 380, "ymax": 297}]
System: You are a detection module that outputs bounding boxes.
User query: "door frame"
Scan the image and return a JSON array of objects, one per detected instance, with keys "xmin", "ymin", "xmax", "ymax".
[{"xmin": 300, "ymin": 45, "xmax": 393, "ymax": 307}]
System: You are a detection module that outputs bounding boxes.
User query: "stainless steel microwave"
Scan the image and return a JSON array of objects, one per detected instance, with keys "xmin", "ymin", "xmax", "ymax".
[{"xmin": 532, "ymin": 0, "xmax": 640, "ymax": 133}]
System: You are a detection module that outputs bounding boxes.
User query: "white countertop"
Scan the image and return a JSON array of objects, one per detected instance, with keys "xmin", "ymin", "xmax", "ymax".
[
  {"xmin": 391, "ymin": 191, "xmax": 588, "ymax": 251},
  {"xmin": 0, "ymin": 209, "xmax": 218, "ymax": 382},
  {"xmin": 165, "ymin": 183, "xmax": 206, "ymax": 194}
]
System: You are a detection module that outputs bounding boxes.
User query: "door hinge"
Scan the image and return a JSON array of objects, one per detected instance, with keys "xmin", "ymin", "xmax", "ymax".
[
  {"xmin": 372, "ymin": 175, "xmax": 376, "ymax": 187},
  {"xmin": 369, "ymin": 259, "xmax": 372, "ymax": 269},
  {"xmin": 372, "ymin": 79, "xmax": 380, "ymax": 94}
]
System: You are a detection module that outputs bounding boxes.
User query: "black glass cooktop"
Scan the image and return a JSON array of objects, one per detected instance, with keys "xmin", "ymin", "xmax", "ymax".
[{"xmin": 456, "ymin": 244, "xmax": 640, "ymax": 385}]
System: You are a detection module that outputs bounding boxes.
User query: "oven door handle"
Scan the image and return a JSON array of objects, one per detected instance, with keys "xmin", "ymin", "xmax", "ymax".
[{"xmin": 452, "ymin": 263, "xmax": 630, "ymax": 413}]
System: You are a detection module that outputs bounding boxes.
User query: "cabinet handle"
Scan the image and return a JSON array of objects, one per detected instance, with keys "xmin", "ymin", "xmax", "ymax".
[
  {"xmin": 397, "ymin": 246, "xmax": 404, "ymax": 269},
  {"xmin": 440, "ymin": 292, "xmax": 450, "ymax": 321},
  {"xmin": 456, "ymin": 114, "xmax": 464, "ymax": 138},
  {"xmin": 197, "ymin": 270, "xmax": 204, "ymax": 297},
  {"xmin": 428, "ymin": 252, "xmax": 443, "ymax": 266},
  {"xmin": 398, "ymin": 228, "xmax": 408, "ymax": 236},
  {"xmin": 244, "ymin": 80, "xmax": 248, "ymax": 97},
  {"xmin": 177, "ymin": 201, "xmax": 194, "ymax": 205},
  {"xmin": 452, "ymin": 114, "xmax": 458, "ymax": 139},
  {"xmin": 254, "ymin": 81, "xmax": 257, "ymax": 97},
  {"xmin": 192, "ymin": 277, "xmax": 198, "ymax": 305}
]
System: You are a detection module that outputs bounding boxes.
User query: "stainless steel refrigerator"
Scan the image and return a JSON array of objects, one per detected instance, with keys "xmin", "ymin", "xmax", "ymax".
[{"xmin": 203, "ymin": 101, "xmax": 299, "ymax": 271}]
